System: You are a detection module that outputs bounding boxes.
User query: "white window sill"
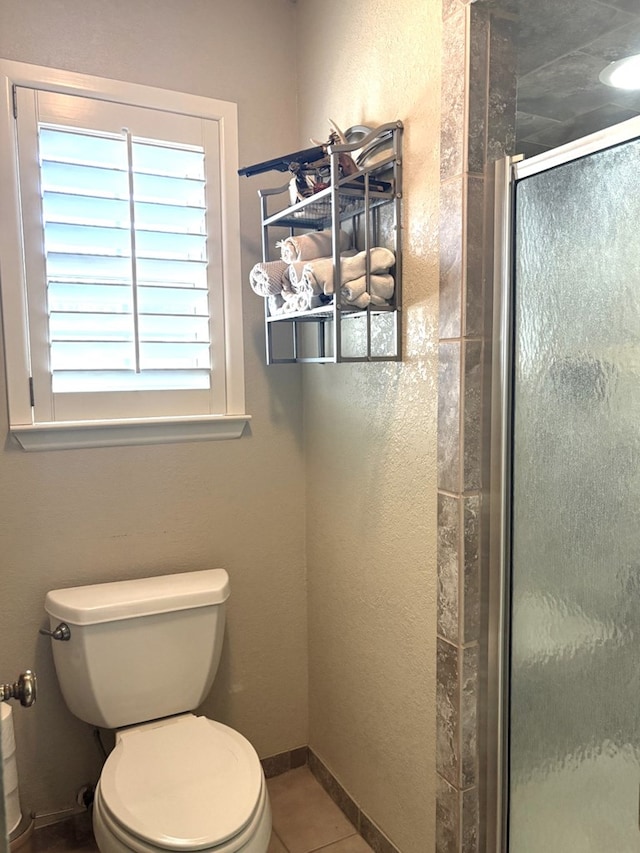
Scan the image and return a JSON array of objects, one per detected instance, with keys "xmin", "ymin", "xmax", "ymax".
[{"xmin": 10, "ymin": 414, "xmax": 251, "ymax": 451}]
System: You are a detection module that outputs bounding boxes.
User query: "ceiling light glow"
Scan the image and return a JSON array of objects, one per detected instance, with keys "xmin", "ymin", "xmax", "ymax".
[{"xmin": 599, "ymin": 53, "xmax": 640, "ymax": 90}]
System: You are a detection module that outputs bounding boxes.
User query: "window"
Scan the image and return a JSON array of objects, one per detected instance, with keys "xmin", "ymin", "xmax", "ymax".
[{"xmin": 0, "ymin": 61, "xmax": 248, "ymax": 450}]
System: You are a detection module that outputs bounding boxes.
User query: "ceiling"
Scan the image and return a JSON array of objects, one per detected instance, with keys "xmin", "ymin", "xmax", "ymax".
[{"xmin": 516, "ymin": 0, "xmax": 640, "ymax": 155}]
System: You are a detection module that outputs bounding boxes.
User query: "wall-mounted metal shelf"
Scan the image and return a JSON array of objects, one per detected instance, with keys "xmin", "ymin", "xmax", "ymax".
[{"xmin": 256, "ymin": 121, "xmax": 403, "ymax": 364}]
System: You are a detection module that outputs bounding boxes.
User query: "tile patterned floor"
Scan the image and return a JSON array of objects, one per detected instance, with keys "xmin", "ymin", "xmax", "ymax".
[
  {"xmin": 267, "ymin": 767, "xmax": 373, "ymax": 853},
  {"xmin": 30, "ymin": 766, "xmax": 373, "ymax": 853}
]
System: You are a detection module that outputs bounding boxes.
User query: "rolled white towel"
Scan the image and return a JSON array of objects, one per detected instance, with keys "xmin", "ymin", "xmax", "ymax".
[
  {"xmin": 280, "ymin": 290, "xmax": 299, "ymax": 310},
  {"xmin": 303, "ymin": 247, "xmax": 396, "ymax": 295},
  {"xmin": 265, "ymin": 291, "xmax": 293, "ymax": 314},
  {"xmin": 278, "ymin": 291, "xmax": 331, "ymax": 313},
  {"xmin": 249, "ymin": 260, "xmax": 288, "ymax": 297},
  {"xmin": 283, "ymin": 293, "xmax": 304, "ymax": 313},
  {"xmin": 299, "ymin": 293, "xmax": 332, "ymax": 311},
  {"xmin": 341, "ymin": 273, "xmax": 395, "ymax": 303},
  {"xmin": 277, "ymin": 229, "xmax": 351, "ymax": 263},
  {"xmin": 267, "ymin": 294, "xmax": 287, "ymax": 316}
]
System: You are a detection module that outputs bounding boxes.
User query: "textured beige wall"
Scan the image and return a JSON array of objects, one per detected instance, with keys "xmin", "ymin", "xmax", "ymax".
[
  {"xmin": 0, "ymin": 0, "xmax": 308, "ymax": 816},
  {"xmin": 296, "ymin": 2, "xmax": 440, "ymax": 852},
  {"xmin": 0, "ymin": 3, "xmax": 440, "ymax": 848}
]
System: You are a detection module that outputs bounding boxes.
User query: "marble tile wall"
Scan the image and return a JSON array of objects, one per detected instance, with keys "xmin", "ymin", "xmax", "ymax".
[{"xmin": 436, "ymin": 1, "xmax": 516, "ymax": 850}]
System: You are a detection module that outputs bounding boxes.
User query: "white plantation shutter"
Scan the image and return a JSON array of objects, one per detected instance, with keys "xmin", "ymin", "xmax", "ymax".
[
  {"xmin": 41, "ymin": 127, "xmax": 211, "ymax": 394},
  {"xmin": 14, "ymin": 87, "xmax": 230, "ymax": 424}
]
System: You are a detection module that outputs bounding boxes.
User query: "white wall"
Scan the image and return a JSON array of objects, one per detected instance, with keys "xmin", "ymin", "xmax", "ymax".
[
  {"xmin": 296, "ymin": 2, "xmax": 440, "ymax": 851},
  {"xmin": 0, "ymin": 0, "xmax": 309, "ymax": 816}
]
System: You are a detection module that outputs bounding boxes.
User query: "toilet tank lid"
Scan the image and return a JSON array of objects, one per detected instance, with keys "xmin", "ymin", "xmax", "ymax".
[{"xmin": 44, "ymin": 569, "xmax": 230, "ymax": 625}]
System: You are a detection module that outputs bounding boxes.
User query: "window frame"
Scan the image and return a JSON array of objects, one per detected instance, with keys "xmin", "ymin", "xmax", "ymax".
[{"xmin": 0, "ymin": 60, "xmax": 249, "ymax": 450}]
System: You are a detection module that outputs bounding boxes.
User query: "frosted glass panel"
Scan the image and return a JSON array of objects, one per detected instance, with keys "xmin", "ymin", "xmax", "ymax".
[{"xmin": 509, "ymin": 137, "xmax": 640, "ymax": 852}]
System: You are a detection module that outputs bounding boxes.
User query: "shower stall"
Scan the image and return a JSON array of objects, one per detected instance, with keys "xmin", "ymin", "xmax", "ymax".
[{"xmin": 488, "ymin": 115, "xmax": 640, "ymax": 852}]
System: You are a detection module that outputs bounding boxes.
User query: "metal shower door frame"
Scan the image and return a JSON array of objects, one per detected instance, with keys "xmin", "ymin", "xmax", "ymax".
[{"xmin": 485, "ymin": 113, "xmax": 640, "ymax": 853}]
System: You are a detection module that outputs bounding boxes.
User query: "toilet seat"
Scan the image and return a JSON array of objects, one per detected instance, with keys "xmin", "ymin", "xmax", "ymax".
[
  {"xmin": 94, "ymin": 778, "xmax": 270, "ymax": 853},
  {"xmin": 98, "ymin": 714, "xmax": 264, "ymax": 851}
]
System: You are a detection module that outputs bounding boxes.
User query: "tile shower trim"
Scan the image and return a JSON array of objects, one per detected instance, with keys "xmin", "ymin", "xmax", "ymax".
[{"xmin": 437, "ymin": 1, "xmax": 517, "ymax": 850}]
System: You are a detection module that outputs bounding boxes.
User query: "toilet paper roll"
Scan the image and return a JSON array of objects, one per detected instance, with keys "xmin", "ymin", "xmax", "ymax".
[
  {"xmin": 1, "ymin": 702, "xmax": 22, "ymax": 834},
  {"xmin": 1, "ymin": 703, "xmax": 15, "ymax": 755}
]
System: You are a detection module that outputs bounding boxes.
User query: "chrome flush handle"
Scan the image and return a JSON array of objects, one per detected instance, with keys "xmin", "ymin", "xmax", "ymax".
[{"xmin": 39, "ymin": 622, "xmax": 71, "ymax": 641}]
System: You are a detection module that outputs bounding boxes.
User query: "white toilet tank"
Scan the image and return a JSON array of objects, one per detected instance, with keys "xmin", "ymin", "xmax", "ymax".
[{"xmin": 44, "ymin": 569, "xmax": 230, "ymax": 729}]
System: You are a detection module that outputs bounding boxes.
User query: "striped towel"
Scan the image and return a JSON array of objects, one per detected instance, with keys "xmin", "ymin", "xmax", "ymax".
[{"xmin": 249, "ymin": 260, "xmax": 288, "ymax": 296}]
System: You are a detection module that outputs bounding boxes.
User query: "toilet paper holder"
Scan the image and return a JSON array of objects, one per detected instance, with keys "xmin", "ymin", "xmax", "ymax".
[{"xmin": 0, "ymin": 671, "xmax": 37, "ymax": 707}]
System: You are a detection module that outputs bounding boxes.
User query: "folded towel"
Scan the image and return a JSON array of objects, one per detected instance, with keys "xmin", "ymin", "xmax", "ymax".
[
  {"xmin": 341, "ymin": 273, "xmax": 395, "ymax": 303},
  {"xmin": 343, "ymin": 292, "xmax": 389, "ymax": 309},
  {"xmin": 346, "ymin": 292, "xmax": 389, "ymax": 308},
  {"xmin": 249, "ymin": 260, "xmax": 288, "ymax": 297},
  {"xmin": 345, "ymin": 293, "xmax": 369, "ymax": 309},
  {"xmin": 302, "ymin": 247, "xmax": 395, "ymax": 295},
  {"xmin": 277, "ymin": 229, "xmax": 351, "ymax": 263}
]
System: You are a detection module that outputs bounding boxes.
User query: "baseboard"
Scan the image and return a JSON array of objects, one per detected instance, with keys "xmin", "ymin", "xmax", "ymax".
[
  {"xmin": 261, "ymin": 746, "xmax": 400, "ymax": 853},
  {"xmin": 260, "ymin": 745, "xmax": 309, "ymax": 779},
  {"xmin": 29, "ymin": 811, "xmax": 93, "ymax": 850}
]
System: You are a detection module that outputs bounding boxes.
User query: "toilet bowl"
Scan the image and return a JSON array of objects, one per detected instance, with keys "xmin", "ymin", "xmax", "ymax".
[
  {"xmin": 92, "ymin": 715, "xmax": 271, "ymax": 853},
  {"xmin": 42, "ymin": 570, "xmax": 271, "ymax": 853}
]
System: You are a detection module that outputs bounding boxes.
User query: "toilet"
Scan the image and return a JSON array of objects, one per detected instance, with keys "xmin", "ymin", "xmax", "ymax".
[{"xmin": 43, "ymin": 569, "xmax": 272, "ymax": 853}]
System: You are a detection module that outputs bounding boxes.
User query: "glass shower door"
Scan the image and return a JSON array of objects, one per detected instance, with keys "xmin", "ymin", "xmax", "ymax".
[{"xmin": 507, "ymin": 128, "xmax": 640, "ymax": 852}]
